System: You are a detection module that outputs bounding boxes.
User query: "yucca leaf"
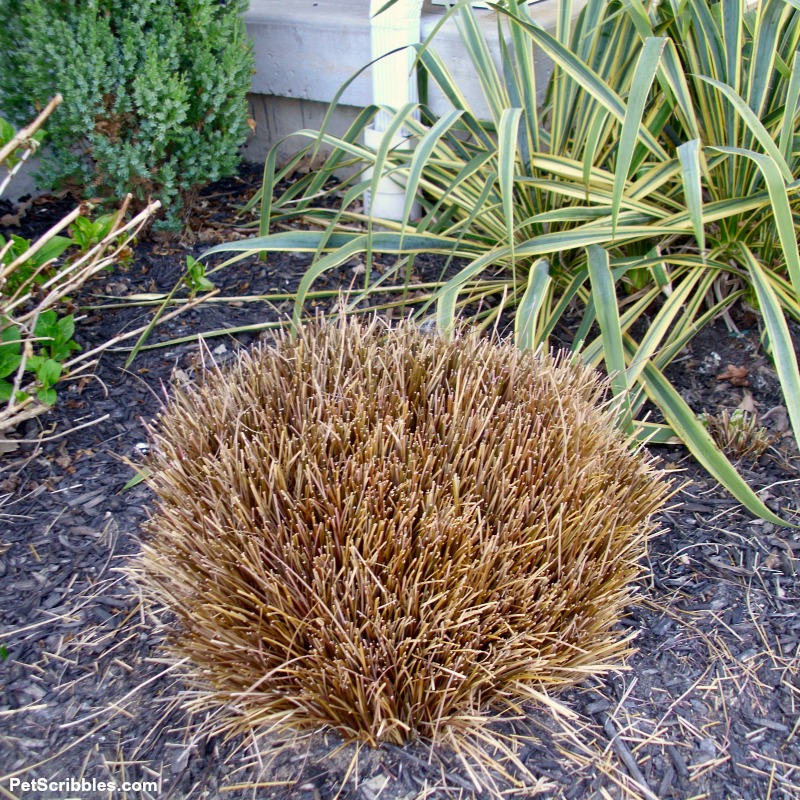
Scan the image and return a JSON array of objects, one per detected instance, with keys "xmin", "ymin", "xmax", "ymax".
[
  {"xmin": 612, "ymin": 37, "xmax": 666, "ymax": 238},
  {"xmin": 498, "ymin": 108, "xmax": 523, "ymax": 275},
  {"xmin": 402, "ymin": 110, "xmax": 465, "ymax": 229},
  {"xmin": 741, "ymin": 244, "xmax": 800, "ymax": 450},
  {"xmin": 515, "ymin": 258, "xmax": 550, "ymax": 351},
  {"xmin": 623, "ymin": 267, "xmax": 708, "ymax": 388},
  {"xmin": 125, "ymin": 280, "xmax": 182, "ymax": 369},
  {"xmin": 586, "ymin": 244, "xmax": 632, "ymax": 432},
  {"xmin": 677, "ymin": 139, "xmax": 706, "ymax": 255},
  {"xmin": 699, "ymin": 76, "xmax": 794, "ymax": 181},
  {"xmin": 779, "ymin": 50, "xmax": 800, "ymax": 160},
  {"xmin": 204, "ymin": 230, "xmax": 460, "ymax": 257},
  {"xmin": 499, "ymin": 10, "xmax": 669, "ymax": 160},
  {"xmin": 549, "ymin": 0, "xmax": 574, "ymax": 153},
  {"xmin": 685, "ymin": 0, "xmax": 726, "ymax": 80},
  {"xmin": 414, "ymin": 45, "xmax": 475, "ymax": 118},
  {"xmin": 456, "ymin": 3, "xmax": 508, "ymax": 122},
  {"xmin": 747, "ymin": 0, "xmax": 791, "ymax": 120},
  {"xmin": 721, "ymin": 0, "xmax": 744, "ymax": 96},
  {"xmin": 582, "ymin": 108, "xmax": 610, "ymax": 193},
  {"xmin": 366, "ymin": 103, "xmax": 418, "ymax": 216},
  {"xmin": 508, "ymin": 10, "xmax": 540, "ymax": 155},
  {"xmin": 581, "ymin": 279, "xmax": 662, "ymax": 367},
  {"xmin": 658, "ymin": 38, "xmax": 702, "ymax": 140},
  {"xmin": 540, "ymin": 267, "xmax": 589, "ymax": 342},
  {"xmin": 632, "ymin": 421, "xmax": 680, "ymax": 445},
  {"xmin": 646, "ymin": 246, "xmax": 673, "ymax": 294},
  {"xmin": 711, "ymin": 145, "xmax": 800, "ymax": 296},
  {"xmin": 436, "ymin": 282, "xmax": 458, "ymax": 336}
]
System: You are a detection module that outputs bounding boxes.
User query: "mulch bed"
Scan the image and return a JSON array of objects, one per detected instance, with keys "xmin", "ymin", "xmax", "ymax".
[{"xmin": 1, "ymin": 165, "xmax": 799, "ymax": 800}]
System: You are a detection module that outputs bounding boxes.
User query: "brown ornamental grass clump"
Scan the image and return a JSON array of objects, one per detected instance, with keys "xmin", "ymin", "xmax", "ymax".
[{"xmin": 134, "ymin": 319, "xmax": 669, "ymax": 748}]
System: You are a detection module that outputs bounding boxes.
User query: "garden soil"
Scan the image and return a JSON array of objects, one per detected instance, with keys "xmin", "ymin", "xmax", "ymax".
[{"xmin": 1, "ymin": 166, "xmax": 799, "ymax": 800}]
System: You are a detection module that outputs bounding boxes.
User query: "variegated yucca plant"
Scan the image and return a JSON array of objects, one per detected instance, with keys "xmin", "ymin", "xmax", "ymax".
[{"xmin": 205, "ymin": 0, "xmax": 800, "ymax": 522}]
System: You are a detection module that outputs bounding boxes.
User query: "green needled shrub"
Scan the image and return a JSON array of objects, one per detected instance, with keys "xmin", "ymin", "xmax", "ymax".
[
  {"xmin": 133, "ymin": 318, "xmax": 669, "ymax": 748},
  {"xmin": 0, "ymin": 0, "xmax": 253, "ymax": 228}
]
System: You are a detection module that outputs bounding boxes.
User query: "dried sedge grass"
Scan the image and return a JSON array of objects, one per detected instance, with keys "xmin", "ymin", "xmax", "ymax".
[
  {"xmin": 699, "ymin": 409, "xmax": 775, "ymax": 461},
  {"xmin": 132, "ymin": 318, "xmax": 670, "ymax": 748}
]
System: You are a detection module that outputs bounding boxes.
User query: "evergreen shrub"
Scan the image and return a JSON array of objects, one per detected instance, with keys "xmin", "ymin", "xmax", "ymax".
[{"xmin": 0, "ymin": 0, "xmax": 254, "ymax": 228}]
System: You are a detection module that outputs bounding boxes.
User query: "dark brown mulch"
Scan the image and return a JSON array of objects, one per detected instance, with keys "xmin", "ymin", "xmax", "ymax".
[{"xmin": 1, "ymin": 166, "xmax": 799, "ymax": 800}]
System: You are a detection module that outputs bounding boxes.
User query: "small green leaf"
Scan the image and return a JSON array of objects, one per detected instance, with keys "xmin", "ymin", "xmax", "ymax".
[
  {"xmin": 184, "ymin": 255, "xmax": 216, "ymax": 294},
  {"xmin": 36, "ymin": 388, "xmax": 57, "ymax": 407},
  {"xmin": 25, "ymin": 355, "xmax": 44, "ymax": 372},
  {"xmin": 27, "ymin": 236, "xmax": 73, "ymax": 271},
  {"xmin": 0, "ymin": 643, "xmax": 8, "ymax": 661},
  {"xmin": 0, "ymin": 380, "xmax": 13, "ymax": 402},
  {"xmin": 122, "ymin": 467, "xmax": 152, "ymax": 490},
  {"xmin": 0, "ymin": 352, "xmax": 22, "ymax": 379},
  {"xmin": 0, "ymin": 117, "xmax": 15, "ymax": 146},
  {"xmin": 69, "ymin": 216, "xmax": 94, "ymax": 250},
  {"xmin": 34, "ymin": 310, "xmax": 58, "ymax": 341},
  {"xmin": 50, "ymin": 339, "xmax": 81, "ymax": 363},
  {"xmin": 0, "ymin": 323, "xmax": 21, "ymax": 350},
  {"xmin": 57, "ymin": 314, "xmax": 76, "ymax": 343},
  {"xmin": 36, "ymin": 359, "xmax": 61, "ymax": 389},
  {"xmin": 94, "ymin": 214, "xmax": 118, "ymax": 241}
]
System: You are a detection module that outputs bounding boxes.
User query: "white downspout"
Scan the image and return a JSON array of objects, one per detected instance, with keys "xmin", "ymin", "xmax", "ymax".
[{"xmin": 366, "ymin": 0, "xmax": 423, "ymax": 221}]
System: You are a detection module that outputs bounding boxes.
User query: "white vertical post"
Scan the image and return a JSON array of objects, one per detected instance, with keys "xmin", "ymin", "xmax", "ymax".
[{"xmin": 366, "ymin": 0, "xmax": 423, "ymax": 221}]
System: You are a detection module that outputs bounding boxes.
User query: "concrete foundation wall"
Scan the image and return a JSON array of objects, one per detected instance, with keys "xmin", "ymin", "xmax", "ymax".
[
  {"xmin": 242, "ymin": 95, "xmax": 364, "ymax": 166},
  {"xmin": 241, "ymin": 0, "xmax": 576, "ymax": 164}
]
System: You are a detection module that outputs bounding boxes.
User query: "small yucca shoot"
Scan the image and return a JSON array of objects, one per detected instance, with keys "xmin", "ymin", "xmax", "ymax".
[{"xmin": 132, "ymin": 318, "xmax": 670, "ymax": 747}]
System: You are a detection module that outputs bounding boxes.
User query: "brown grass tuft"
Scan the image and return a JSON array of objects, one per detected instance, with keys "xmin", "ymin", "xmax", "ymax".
[
  {"xmin": 698, "ymin": 408, "xmax": 776, "ymax": 461},
  {"xmin": 132, "ymin": 318, "xmax": 670, "ymax": 748}
]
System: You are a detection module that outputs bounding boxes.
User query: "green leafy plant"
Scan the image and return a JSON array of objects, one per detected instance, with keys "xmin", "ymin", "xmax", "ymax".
[
  {"xmin": 69, "ymin": 213, "xmax": 119, "ymax": 255},
  {"xmin": 1, "ymin": 98, "xmax": 160, "ymax": 432},
  {"xmin": 24, "ymin": 355, "xmax": 61, "ymax": 407},
  {"xmin": 132, "ymin": 318, "xmax": 669, "ymax": 748},
  {"xmin": 0, "ymin": 232, "xmax": 74, "ymax": 295},
  {"xmin": 0, "ymin": 313, "xmax": 78, "ymax": 407},
  {"xmin": 0, "ymin": 0, "xmax": 254, "ymax": 229},
  {"xmin": 0, "ymin": 323, "xmax": 23, "ymax": 403},
  {"xmin": 0, "ymin": 107, "xmax": 45, "ymax": 197},
  {"xmin": 0, "ymin": 114, "xmax": 43, "ymax": 172},
  {"xmin": 202, "ymin": 0, "xmax": 800, "ymax": 522},
  {"xmin": 0, "ymin": 117, "xmax": 19, "ymax": 161},
  {"xmin": 183, "ymin": 255, "xmax": 215, "ymax": 297}
]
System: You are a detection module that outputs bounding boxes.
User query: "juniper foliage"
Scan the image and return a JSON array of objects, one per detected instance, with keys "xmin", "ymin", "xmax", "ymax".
[{"xmin": 0, "ymin": 0, "xmax": 253, "ymax": 227}]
